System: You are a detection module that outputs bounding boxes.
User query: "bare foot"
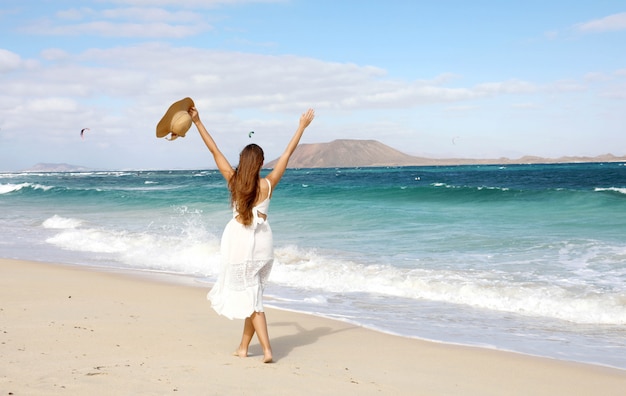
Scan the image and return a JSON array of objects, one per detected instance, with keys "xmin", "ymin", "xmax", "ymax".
[
  {"xmin": 262, "ymin": 350, "xmax": 273, "ymax": 363},
  {"xmin": 233, "ymin": 347, "xmax": 248, "ymax": 358}
]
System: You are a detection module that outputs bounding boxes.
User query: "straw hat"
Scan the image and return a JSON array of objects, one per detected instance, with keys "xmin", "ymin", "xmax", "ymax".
[{"xmin": 156, "ymin": 97, "xmax": 195, "ymax": 140}]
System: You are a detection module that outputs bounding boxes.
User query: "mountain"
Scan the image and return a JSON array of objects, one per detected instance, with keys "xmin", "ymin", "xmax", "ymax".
[
  {"xmin": 264, "ymin": 139, "xmax": 626, "ymax": 168},
  {"xmin": 265, "ymin": 139, "xmax": 425, "ymax": 168}
]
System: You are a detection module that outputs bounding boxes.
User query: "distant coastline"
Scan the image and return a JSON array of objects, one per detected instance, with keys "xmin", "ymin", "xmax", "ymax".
[
  {"xmin": 20, "ymin": 163, "xmax": 93, "ymax": 172},
  {"xmin": 264, "ymin": 139, "xmax": 626, "ymax": 169},
  {"xmin": 17, "ymin": 140, "xmax": 626, "ymax": 172}
]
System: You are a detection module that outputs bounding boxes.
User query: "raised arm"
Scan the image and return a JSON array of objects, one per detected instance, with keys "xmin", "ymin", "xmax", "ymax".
[
  {"xmin": 189, "ymin": 107, "xmax": 234, "ymax": 181},
  {"xmin": 266, "ymin": 108, "xmax": 315, "ymax": 189}
]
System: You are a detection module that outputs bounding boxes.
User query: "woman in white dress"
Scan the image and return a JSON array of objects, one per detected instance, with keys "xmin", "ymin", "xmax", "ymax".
[{"xmin": 189, "ymin": 106, "xmax": 315, "ymax": 363}]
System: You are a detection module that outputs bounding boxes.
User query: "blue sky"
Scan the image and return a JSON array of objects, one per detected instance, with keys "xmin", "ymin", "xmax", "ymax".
[{"xmin": 0, "ymin": 0, "xmax": 625, "ymax": 170}]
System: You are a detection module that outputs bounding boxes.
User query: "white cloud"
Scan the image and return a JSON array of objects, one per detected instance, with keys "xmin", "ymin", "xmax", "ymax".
[
  {"xmin": 544, "ymin": 30, "xmax": 559, "ymax": 40},
  {"xmin": 41, "ymin": 48, "xmax": 71, "ymax": 61},
  {"xmin": 56, "ymin": 7, "xmax": 92, "ymax": 20},
  {"xmin": 106, "ymin": 0, "xmax": 284, "ymax": 7},
  {"xmin": 547, "ymin": 80, "xmax": 587, "ymax": 93},
  {"xmin": 444, "ymin": 105, "xmax": 478, "ymax": 113},
  {"xmin": 23, "ymin": 6, "xmax": 211, "ymax": 38},
  {"xmin": 583, "ymin": 72, "xmax": 610, "ymax": 82},
  {"xmin": 1, "ymin": 41, "xmax": 624, "ymax": 170},
  {"xmin": 0, "ymin": 43, "xmax": 592, "ymax": 129},
  {"xmin": 77, "ymin": 21, "xmax": 208, "ymax": 38},
  {"xmin": 101, "ymin": 7, "xmax": 201, "ymax": 22},
  {"xmin": 575, "ymin": 12, "xmax": 626, "ymax": 33},
  {"xmin": 0, "ymin": 49, "xmax": 22, "ymax": 73},
  {"xmin": 474, "ymin": 80, "xmax": 537, "ymax": 95},
  {"xmin": 56, "ymin": 6, "xmax": 205, "ymax": 23},
  {"xmin": 600, "ymin": 83, "xmax": 626, "ymax": 99},
  {"xmin": 511, "ymin": 103, "xmax": 539, "ymax": 109},
  {"xmin": 26, "ymin": 97, "xmax": 79, "ymax": 112}
]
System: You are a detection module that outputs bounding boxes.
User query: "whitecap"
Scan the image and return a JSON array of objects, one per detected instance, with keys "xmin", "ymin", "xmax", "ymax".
[
  {"xmin": 0, "ymin": 183, "xmax": 29, "ymax": 194},
  {"xmin": 42, "ymin": 215, "xmax": 83, "ymax": 229},
  {"xmin": 0, "ymin": 182, "xmax": 53, "ymax": 194},
  {"xmin": 595, "ymin": 187, "xmax": 626, "ymax": 195}
]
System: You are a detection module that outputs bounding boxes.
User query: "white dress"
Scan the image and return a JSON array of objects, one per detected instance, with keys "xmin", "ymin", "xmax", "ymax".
[{"xmin": 207, "ymin": 178, "xmax": 274, "ymax": 319}]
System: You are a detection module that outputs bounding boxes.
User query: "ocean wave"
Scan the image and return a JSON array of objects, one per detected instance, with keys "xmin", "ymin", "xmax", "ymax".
[
  {"xmin": 66, "ymin": 171, "xmax": 137, "ymax": 177},
  {"xmin": 0, "ymin": 181, "xmax": 187, "ymax": 197},
  {"xmin": 0, "ymin": 182, "xmax": 97, "ymax": 196},
  {"xmin": 430, "ymin": 183, "xmax": 511, "ymax": 192},
  {"xmin": 0, "ymin": 173, "xmax": 29, "ymax": 178},
  {"xmin": 270, "ymin": 245, "xmax": 626, "ymax": 325},
  {"xmin": 102, "ymin": 185, "xmax": 186, "ymax": 192},
  {"xmin": 40, "ymin": 212, "xmax": 626, "ymax": 325},
  {"xmin": 43, "ymin": 215, "xmax": 221, "ymax": 275},
  {"xmin": 0, "ymin": 182, "xmax": 53, "ymax": 194}
]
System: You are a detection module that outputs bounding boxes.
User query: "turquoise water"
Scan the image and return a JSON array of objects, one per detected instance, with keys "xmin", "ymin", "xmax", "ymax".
[{"xmin": 1, "ymin": 163, "xmax": 625, "ymax": 369}]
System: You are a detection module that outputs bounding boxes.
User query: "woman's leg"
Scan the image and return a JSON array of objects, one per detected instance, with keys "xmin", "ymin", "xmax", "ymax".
[
  {"xmin": 236, "ymin": 317, "xmax": 255, "ymax": 357},
  {"xmin": 250, "ymin": 312, "xmax": 273, "ymax": 363}
]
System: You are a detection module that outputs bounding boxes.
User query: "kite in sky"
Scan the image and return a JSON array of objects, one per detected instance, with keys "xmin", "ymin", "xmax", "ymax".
[
  {"xmin": 80, "ymin": 128, "xmax": 90, "ymax": 140},
  {"xmin": 248, "ymin": 131, "xmax": 254, "ymax": 138}
]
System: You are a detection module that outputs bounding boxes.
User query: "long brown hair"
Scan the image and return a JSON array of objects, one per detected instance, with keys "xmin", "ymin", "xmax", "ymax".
[{"xmin": 228, "ymin": 144, "xmax": 265, "ymax": 226}]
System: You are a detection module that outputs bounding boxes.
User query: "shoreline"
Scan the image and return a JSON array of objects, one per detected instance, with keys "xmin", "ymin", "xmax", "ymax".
[
  {"xmin": 264, "ymin": 301, "xmax": 626, "ymax": 372},
  {"xmin": 6, "ymin": 256, "xmax": 625, "ymax": 371},
  {"xmin": 2, "ymin": 258, "xmax": 625, "ymax": 395},
  {"xmin": 10, "ymin": 259, "xmax": 624, "ymax": 371}
]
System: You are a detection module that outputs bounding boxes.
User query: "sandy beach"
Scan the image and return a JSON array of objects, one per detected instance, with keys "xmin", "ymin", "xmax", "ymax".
[{"xmin": 1, "ymin": 258, "xmax": 624, "ymax": 395}]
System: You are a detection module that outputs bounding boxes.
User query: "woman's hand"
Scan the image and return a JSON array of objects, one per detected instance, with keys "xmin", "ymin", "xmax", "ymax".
[
  {"xmin": 188, "ymin": 106, "xmax": 200, "ymax": 124},
  {"xmin": 299, "ymin": 108, "xmax": 315, "ymax": 130},
  {"xmin": 265, "ymin": 108, "xmax": 315, "ymax": 188}
]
